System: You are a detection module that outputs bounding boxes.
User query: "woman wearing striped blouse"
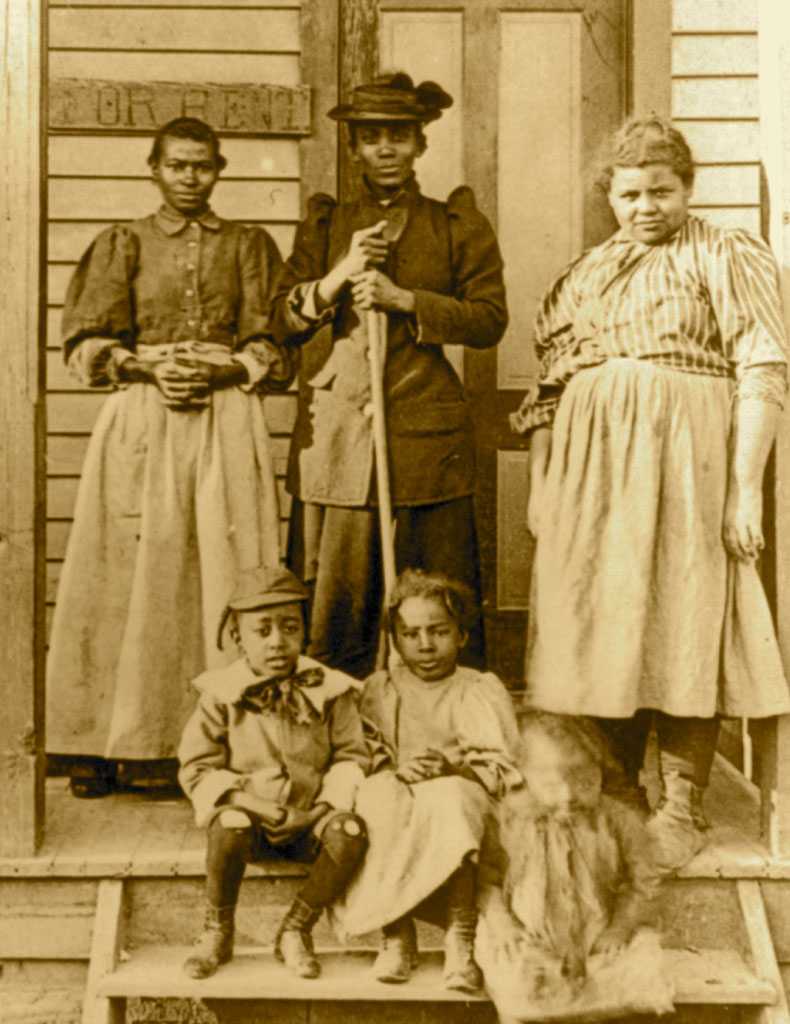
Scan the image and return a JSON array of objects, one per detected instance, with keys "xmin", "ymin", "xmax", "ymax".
[{"xmin": 512, "ymin": 116, "xmax": 790, "ymax": 875}]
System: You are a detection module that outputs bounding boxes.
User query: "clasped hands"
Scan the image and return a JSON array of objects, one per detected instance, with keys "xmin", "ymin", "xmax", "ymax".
[
  {"xmin": 338, "ymin": 221, "xmax": 415, "ymax": 314},
  {"xmin": 395, "ymin": 746, "xmax": 457, "ymax": 785},
  {"xmin": 150, "ymin": 356, "xmax": 245, "ymax": 409},
  {"xmin": 227, "ymin": 789, "xmax": 331, "ymax": 843}
]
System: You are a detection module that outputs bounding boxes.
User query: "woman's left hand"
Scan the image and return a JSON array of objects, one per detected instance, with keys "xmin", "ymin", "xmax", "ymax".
[
  {"xmin": 173, "ymin": 357, "xmax": 248, "ymax": 391},
  {"xmin": 723, "ymin": 482, "xmax": 764, "ymax": 561},
  {"xmin": 349, "ymin": 270, "xmax": 415, "ymax": 313}
]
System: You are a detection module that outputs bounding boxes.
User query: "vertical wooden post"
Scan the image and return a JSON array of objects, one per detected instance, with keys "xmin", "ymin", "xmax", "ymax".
[
  {"xmin": 300, "ymin": 0, "xmax": 340, "ymax": 208},
  {"xmin": 0, "ymin": 0, "xmax": 46, "ymax": 857},
  {"xmin": 757, "ymin": 0, "xmax": 790, "ymax": 856},
  {"xmin": 338, "ymin": 0, "xmax": 378, "ymax": 201},
  {"xmin": 627, "ymin": 0, "xmax": 672, "ymax": 118}
]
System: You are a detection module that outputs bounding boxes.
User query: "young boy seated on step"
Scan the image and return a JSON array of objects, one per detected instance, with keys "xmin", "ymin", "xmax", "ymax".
[
  {"xmin": 178, "ymin": 565, "xmax": 370, "ymax": 980},
  {"xmin": 475, "ymin": 711, "xmax": 673, "ymax": 1022}
]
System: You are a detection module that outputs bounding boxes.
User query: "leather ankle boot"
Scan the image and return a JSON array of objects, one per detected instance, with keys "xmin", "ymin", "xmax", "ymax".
[
  {"xmin": 275, "ymin": 897, "xmax": 322, "ymax": 978},
  {"xmin": 646, "ymin": 772, "xmax": 709, "ymax": 876},
  {"xmin": 444, "ymin": 905, "xmax": 483, "ymax": 993},
  {"xmin": 183, "ymin": 905, "xmax": 235, "ymax": 979},
  {"xmin": 373, "ymin": 915, "xmax": 418, "ymax": 984}
]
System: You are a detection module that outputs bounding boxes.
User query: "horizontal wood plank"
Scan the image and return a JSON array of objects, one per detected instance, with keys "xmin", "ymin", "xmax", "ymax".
[
  {"xmin": 693, "ymin": 164, "xmax": 759, "ymax": 205},
  {"xmin": 691, "ymin": 206, "xmax": 760, "ymax": 233},
  {"xmin": 673, "ymin": 0, "xmax": 757, "ymax": 32},
  {"xmin": 47, "ymin": 220, "xmax": 295, "ymax": 265},
  {"xmin": 672, "ymin": 33, "xmax": 758, "ymax": 76},
  {"xmin": 50, "ymin": 8, "xmax": 299, "ymax": 53},
  {"xmin": 673, "ymin": 77, "xmax": 759, "ymax": 120},
  {"xmin": 49, "ymin": 177, "xmax": 299, "ymax": 223},
  {"xmin": 677, "ymin": 120, "xmax": 760, "ymax": 163},
  {"xmin": 49, "ymin": 135, "xmax": 299, "ymax": 178},
  {"xmin": 47, "ymin": 264, "xmax": 74, "ymax": 306},
  {"xmin": 0, "ymin": 880, "xmax": 96, "ymax": 959},
  {"xmin": 49, "ymin": 0, "xmax": 300, "ymax": 6},
  {"xmin": 49, "ymin": 51, "xmax": 299, "ymax": 87}
]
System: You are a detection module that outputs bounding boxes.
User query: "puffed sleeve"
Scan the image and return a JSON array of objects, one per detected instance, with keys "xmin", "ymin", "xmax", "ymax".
[
  {"xmin": 268, "ymin": 193, "xmax": 337, "ymax": 346},
  {"xmin": 412, "ymin": 186, "xmax": 508, "ymax": 349},
  {"xmin": 510, "ymin": 255, "xmax": 585, "ymax": 435},
  {"xmin": 177, "ymin": 693, "xmax": 244, "ymax": 828},
  {"xmin": 315, "ymin": 690, "xmax": 370, "ymax": 811},
  {"xmin": 707, "ymin": 228, "xmax": 788, "ymax": 406},
  {"xmin": 452, "ymin": 672, "xmax": 523, "ymax": 798},
  {"xmin": 234, "ymin": 225, "xmax": 296, "ymax": 393},
  {"xmin": 62, "ymin": 224, "xmax": 139, "ymax": 387}
]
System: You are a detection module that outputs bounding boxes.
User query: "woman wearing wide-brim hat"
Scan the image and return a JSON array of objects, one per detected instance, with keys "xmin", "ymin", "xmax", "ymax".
[{"xmin": 270, "ymin": 72, "xmax": 508, "ymax": 677}]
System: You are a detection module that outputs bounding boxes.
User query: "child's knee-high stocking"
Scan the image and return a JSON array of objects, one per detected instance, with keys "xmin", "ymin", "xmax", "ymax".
[
  {"xmin": 276, "ymin": 811, "xmax": 368, "ymax": 979},
  {"xmin": 444, "ymin": 854, "xmax": 483, "ymax": 993},
  {"xmin": 597, "ymin": 711, "xmax": 652, "ymax": 813},
  {"xmin": 184, "ymin": 814, "xmax": 252, "ymax": 979}
]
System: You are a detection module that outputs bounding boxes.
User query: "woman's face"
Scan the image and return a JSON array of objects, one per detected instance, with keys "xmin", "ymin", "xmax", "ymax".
[
  {"xmin": 351, "ymin": 122, "xmax": 424, "ymax": 191},
  {"xmin": 152, "ymin": 135, "xmax": 220, "ymax": 215},
  {"xmin": 393, "ymin": 595, "xmax": 466, "ymax": 682},
  {"xmin": 607, "ymin": 163, "xmax": 691, "ymax": 245}
]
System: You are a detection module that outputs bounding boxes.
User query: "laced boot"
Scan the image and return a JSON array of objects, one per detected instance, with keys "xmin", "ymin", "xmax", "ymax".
[
  {"xmin": 373, "ymin": 915, "xmax": 418, "ymax": 984},
  {"xmin": 183, "ymin": 905, "xmax": 235, "ymax": 979},
  {"xmin": 646, "ymin": 771, "xmax": 709, "ymax": 876},
  {"xmin": 274, "ymin": 897, "xmax": 322, "ymax": 978},
  {"xmin": 444, "ymin": 905, "xmax": 483, "ymax": 993}
]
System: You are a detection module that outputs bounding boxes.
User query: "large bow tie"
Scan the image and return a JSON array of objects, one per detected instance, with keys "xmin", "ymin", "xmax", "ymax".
[{"xmin": 237, "ymin": 667, "xmax": 325, "ymax": 723}]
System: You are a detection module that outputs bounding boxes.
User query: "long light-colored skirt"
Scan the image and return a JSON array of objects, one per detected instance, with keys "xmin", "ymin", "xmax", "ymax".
[
  {"xmin": 527, "ymin": 358, "xmax": 790, "ymax": 719},
  {"xmin": 330, "ymin": 771, "xmax": 491, "ymax": 938},
  {"xmin": 46, "ymin": 383, "xmax": 281, "ymax": 759}
]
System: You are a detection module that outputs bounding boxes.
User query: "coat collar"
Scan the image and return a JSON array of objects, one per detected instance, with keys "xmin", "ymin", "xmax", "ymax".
[
  {"xmin": 193, "ymin": 654, "xmax": 362, "ymax": 716},
  {"xmin": 155, "ymin": 203, "xmax": 222, "ymax": 235},
  {"xmin": 359, "ymin": 173, "xmax": 420, "ymax": 210}
]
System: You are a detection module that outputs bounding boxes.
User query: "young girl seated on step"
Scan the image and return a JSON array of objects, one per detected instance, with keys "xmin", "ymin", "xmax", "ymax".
[
  {"xmin": 178, "ymin": 566, "xmax": 370, "ymax": 981},
  {"xmin": 475, "ymin": 711, "xmax": 673, "ymax": 1022},
  {"xmin": 331, "ymin": 568, "xmax": 522, "ymax": 992}
]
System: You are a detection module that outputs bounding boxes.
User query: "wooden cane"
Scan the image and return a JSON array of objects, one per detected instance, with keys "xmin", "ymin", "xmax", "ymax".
[{"xmin": 367, "ymin": 306, "xmax": 397, "ymax": 600}]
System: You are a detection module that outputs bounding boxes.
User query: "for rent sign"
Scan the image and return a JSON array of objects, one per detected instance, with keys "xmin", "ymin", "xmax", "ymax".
[{"xmin": 49, "ymin": 79, "xmax": 311, "ymax": 135}]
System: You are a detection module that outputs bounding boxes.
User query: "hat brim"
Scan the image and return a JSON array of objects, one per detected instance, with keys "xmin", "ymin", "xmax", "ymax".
[{"xmin": 327, "ymin": 105, "xmax": 441, "ymax": 124}]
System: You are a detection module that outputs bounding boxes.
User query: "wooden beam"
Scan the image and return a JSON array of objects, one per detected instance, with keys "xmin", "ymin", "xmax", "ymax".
[
  {"xmin": 338, "ymin": 0, "xmax": 378, "ymax": 201},
  {"xmin": 0, "ymin": 0, "xmax": 46, "ymax": 856},
  {"xmin": 300, "ymin": 0, "xmax": 340, "ymax": 208},
  {"xmin": 82, "ymin": 880, "xmax": 126, "ymax": 1024},
  {"xmin": 736, "ymin": 880, "xmax": 790, "ymax": 1024},
  {"xmin": 627, "ymin": 0, "xmax": 671, "ymax": 118}
]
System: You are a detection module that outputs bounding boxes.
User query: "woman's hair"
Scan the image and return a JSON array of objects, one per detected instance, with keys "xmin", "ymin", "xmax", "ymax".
[
  {"xmin": 518, "ymin": 710, "xmax": 612, "ymax": 770},
  {"xmin": 595, "ymin": 115, "xmax": 695, "ymax": 193},
  {"xmin": 347, "ymin": 122, "xmax": 428, "ymax": 155},
  {"xmin": 387, "ymin": 568, "xmax": 475, "ymax": 634},
  {"xmin": 147, "ymin": 117, "xmax": 227, "ymax": 170}
]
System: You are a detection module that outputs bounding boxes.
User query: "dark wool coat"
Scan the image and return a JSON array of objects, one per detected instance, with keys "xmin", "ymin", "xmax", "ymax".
[{"xmin": 270, "ymin": 177, "xmax": 508, "ymax": 507}]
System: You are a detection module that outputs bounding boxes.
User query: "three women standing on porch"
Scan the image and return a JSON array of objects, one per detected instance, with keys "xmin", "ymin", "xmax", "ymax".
[{"xmin": 514, "ymin": 116, "xmax": 790, "ymax": 873}]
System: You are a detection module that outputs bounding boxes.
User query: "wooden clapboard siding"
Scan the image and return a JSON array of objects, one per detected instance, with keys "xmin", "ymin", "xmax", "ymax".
[
  {"xmin": 45, "ymin": 3, "xmax": 305, "ymax": 626},
  {"xmin": 671, "ymin": 0, "xmax": 760, "ymax": 235}
]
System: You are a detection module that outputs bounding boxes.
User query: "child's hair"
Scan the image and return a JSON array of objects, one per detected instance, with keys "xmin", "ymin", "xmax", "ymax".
[
  {"xmin": 387, "ymin": 567, "xmax": 475, "ymax": 634},
  {"xmin": 518, "ymin": 710, "xmax": 612, "ymax": 771},
  {"xmin": 147, "ymin": 116, "xmax": 228, "ymax": 170}
]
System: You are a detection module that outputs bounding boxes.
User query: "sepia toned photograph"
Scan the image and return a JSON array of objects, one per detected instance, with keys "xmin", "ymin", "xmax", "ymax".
[{"xmin": 3, "ymin": 1, "xmax": 790, "ymax": 1022}]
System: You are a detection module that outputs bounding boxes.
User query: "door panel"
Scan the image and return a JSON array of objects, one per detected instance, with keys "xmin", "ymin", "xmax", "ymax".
[{"xmin": 373, "ymin": 0, "xmax": 626, "ymax": 684}]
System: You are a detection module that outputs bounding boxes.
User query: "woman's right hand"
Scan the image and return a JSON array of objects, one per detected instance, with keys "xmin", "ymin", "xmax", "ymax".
[{"xmin": 316, "ymin": 221, "xmax": 389, "ymax": 309}]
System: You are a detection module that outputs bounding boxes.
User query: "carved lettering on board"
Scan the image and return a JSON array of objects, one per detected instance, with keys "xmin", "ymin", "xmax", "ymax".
[{"xmin": 49, "ymin": 79, "xmax": 311, "ymax": 135}]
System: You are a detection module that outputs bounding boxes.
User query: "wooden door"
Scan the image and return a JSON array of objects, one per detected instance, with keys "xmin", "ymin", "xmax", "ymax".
[{"xmin": 377, "ymin": 0, "xmax": 627, "ymax": 684}]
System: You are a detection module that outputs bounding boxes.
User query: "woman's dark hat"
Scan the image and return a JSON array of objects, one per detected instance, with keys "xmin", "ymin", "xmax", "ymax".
[
  {"xmin": 328, "ymin": 72, "xmax": 453, "ymax": 124},
  {"xmin": 217, "ymin": 565, "xmax": 309, "ymax": 649}
]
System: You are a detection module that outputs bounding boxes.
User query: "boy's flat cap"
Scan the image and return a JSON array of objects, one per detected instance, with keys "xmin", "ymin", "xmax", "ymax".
[{"xmin": 217, "ymin": 566, "xmax": 309, "ymax": 649}]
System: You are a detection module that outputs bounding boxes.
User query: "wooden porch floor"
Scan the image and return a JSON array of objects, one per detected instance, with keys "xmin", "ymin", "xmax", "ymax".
[{"xmin": 0, "ymin": 754, "xmax": 787, "ymax": 879}]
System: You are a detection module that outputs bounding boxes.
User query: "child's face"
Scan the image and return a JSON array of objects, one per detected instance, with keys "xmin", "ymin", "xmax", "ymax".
[
  {"xmin": 522, "ymin": 732, "xmax": 602, "ymax": 818},
  {"xmin": 236, "ymin": 602, "xmax": 305, "ymax": 680},
  {"xmin": 393, "ymin": 595, "xmax": 466, "ymax": 682}
]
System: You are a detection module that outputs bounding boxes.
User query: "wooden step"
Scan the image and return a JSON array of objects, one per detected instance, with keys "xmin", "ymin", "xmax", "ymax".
[{"xmin": 96, "ymin": 945, "xmax": 776, "ymax": 1007}]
